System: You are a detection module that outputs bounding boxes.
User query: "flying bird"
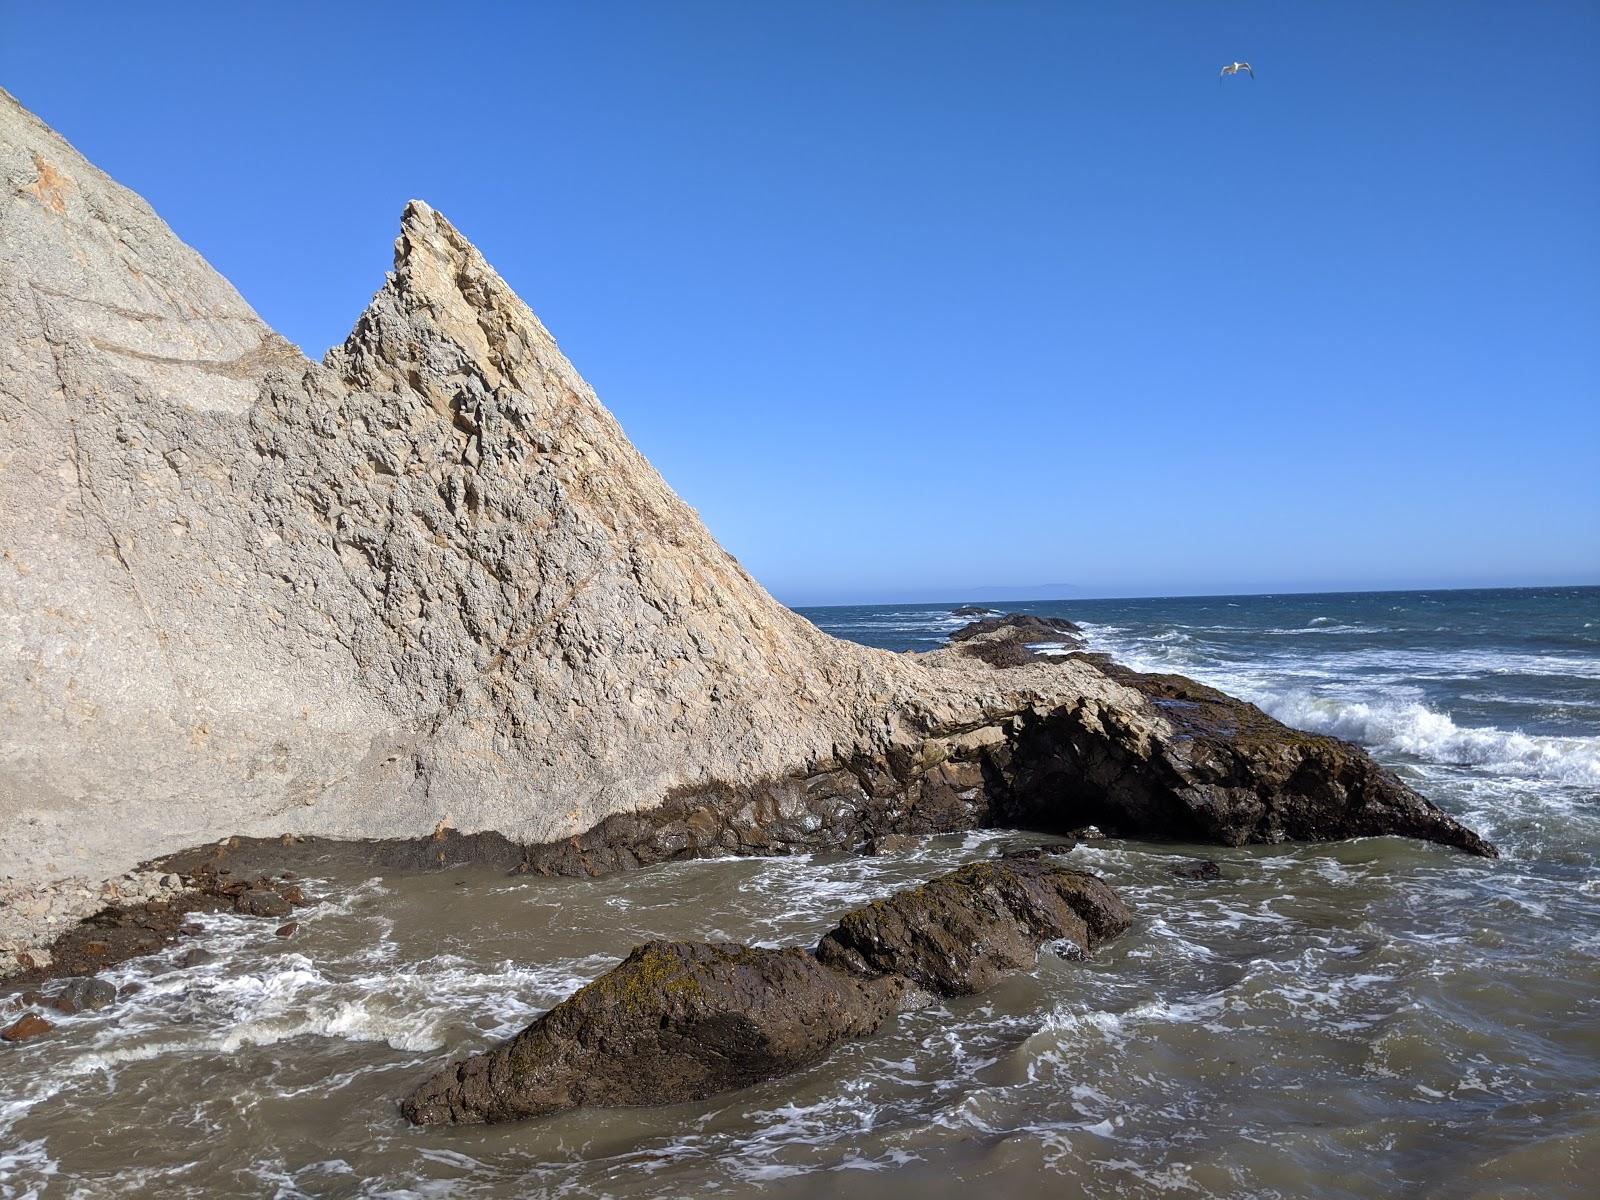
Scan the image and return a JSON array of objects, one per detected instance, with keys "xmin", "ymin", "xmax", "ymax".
[{"xmin": 1220, "ymin": 61, "xmax": 1255, "ymax": 79}]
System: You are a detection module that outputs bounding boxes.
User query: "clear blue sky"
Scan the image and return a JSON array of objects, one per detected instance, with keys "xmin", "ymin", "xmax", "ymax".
[{"xmin": 5, "ymin": 1, "xmax": 1596, "ymax": 604}]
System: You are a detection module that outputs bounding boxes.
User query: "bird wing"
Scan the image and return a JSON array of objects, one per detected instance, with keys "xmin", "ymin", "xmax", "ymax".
[
  {"xmin": 1243, "ymin": 63, "xmax": 1255, "ymax": 77},
  {"xmin": 1219, "ymin": 64, "xmax": 1233, "ymax": 76}
]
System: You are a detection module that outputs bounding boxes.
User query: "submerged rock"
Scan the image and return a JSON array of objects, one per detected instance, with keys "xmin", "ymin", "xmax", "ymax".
[
  {"xmin": 401, "ymin": 941, "xmax": 904, "ymax": 1126},
  {"xmin": 1171, "ymin": 859, "xmax": 1223, "ymax": 882},
  {"xmin": 402, "ymin": 856, "xmax": 1126, "ymax": 1126},
  {"xmin": 1, "ymin": 1012, "xmax": 53, "ymax": 1042},
  {"xmin": 51, "ymin": 976, "xmax": 116, "ymax": 1014},
  {"xmin": 815, "ymin": 854, "xmax": 1130, "ymax": 995}
]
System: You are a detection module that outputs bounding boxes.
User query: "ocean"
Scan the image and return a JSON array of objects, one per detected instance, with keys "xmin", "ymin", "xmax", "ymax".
[{"xmin": 2, "ymin": 586, "xmax": 1596, "ymax": 1197}]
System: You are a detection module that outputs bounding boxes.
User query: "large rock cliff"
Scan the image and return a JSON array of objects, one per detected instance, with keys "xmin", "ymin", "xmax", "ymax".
[{"xmin": 0, "ymin": 90, "xmax": 1490, "ymax": 971}]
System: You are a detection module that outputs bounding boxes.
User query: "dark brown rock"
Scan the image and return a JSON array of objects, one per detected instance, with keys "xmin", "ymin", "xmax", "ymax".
[
  {"xmin": 234, "ymin": 888, "xmax": 292, "ymax": 918},
  {"xmin": 51, "ymin": 976, "xmax": 116, "ymax": 1014},
  {"xmin": 815, "ymin": 856, "xmax": 1131, "ymax": 996},
  {"xmin": 402, "ymin": 856, "xmax": 1134, "ymax": 1127},
  {"xmin": 991, "ymin": 662, "xmax": 1497, "ymax": 858},
  {"xmin": 2, "ymin": 1012, "xmax": 53, "ymax": 1042},
  {"xmin": 1171, "ymin": 859, "xmax": 1223, "ymax": 882},
  {"xmin": 401, "ymin": 941, "xmax": 904, "ymax": 1126},
  {"xmin": 179, "ymin": 948, "xmax": 216, "ymax": 968},
  {"xmin": 275, "ymin": 922, "xmax": 299, "ymax": 938}
]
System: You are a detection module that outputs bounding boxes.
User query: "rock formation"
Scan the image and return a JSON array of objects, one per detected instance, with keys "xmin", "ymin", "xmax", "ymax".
[
  {"xmin": 401, "ymin": 855, "xmax": 1131, "ymax": 1125},
  {"xmin": 0, "ymin": 90, "xmax": 1491, "ymax": 973},
  {"xmin": 815, "ymin": 852, "xmax": 1128, "ymax": 995},
  {"xmin": 948, "ymin": 613, "xmax": 1085, "ymax": 666}
]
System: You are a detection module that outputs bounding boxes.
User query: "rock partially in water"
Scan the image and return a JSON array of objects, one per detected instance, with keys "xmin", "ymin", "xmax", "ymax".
[
  {"xmin": 234, "ymin": 887, "xmax": 292, "ymax": 918},
  {"xmin": 51, "ymin": 976, "xmax": 116, "ymax": 1014},
  {"xmin": 401, "ymin": 941, "xmax": 904, "ymax": 1126},
  {"xmin": 1171, "ymin": 859, "xmax": 1223, "ymax": 882},
  {"xmin": 1, "ymin": 1012, "xmax": 52, "ymax": 1042},
  {"xmin": 866, "ymin": 833, "xmax": 919, "ymax": 856},
  {"xmin": 948, "ymin": 614, "xmax": 1085, "ymax": 667},
  {"xmin": 402, "ymin": 856, "xmax": 1128, "ymax": 1126},
  {"xmin": 992, "ymin": 661, "xmax": 1498, "ymax": 858},
  {"xmin": 951, "ymin": 605, "xmax": 997, "ymax": 617},
  {"xmin": 815, "ymin": 854, "xmax": 1131, "ymax": 996}
]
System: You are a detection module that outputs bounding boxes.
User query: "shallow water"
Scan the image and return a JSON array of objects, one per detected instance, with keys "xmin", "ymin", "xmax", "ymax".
[{"xmin": 3, "ymin": 586, "xmax": 1597, "ymax": 1197}]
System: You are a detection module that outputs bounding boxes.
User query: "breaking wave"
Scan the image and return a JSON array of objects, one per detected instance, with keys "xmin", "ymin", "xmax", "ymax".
[{"xmin": 1263, "ymin": 692, "xmax": 1600, "ymax": 786}]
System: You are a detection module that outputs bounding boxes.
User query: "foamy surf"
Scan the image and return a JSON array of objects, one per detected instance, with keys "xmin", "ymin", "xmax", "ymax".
[{"xmin": 1262, "ymin": 693, "xmax": 1600, "ymax": 785}]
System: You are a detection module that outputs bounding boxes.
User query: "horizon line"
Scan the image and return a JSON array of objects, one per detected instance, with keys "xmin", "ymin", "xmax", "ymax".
[{"xmin": 785, "ymin": 579, "xmax": 1600, "ymax": 611}]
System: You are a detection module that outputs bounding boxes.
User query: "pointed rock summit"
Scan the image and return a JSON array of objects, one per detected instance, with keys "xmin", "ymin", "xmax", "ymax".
[{"xmin": 0, "ymin": 91, "xmax": 1490, "ymax": 970}]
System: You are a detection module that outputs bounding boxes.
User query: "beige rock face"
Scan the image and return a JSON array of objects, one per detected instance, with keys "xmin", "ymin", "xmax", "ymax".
[{"xmin": 0, "ymin": 89, "xmax": 1129, "ymax": 964}]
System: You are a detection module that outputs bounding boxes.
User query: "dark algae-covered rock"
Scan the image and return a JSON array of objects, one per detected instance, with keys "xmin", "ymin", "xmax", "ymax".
[
  {"xmin": 990, "ymin": 660, "xmax": 1497, "ymax": 858},
  {"xmin": 815, "ymin": 853, "xmax": 1130, "ymax": 995},
  {"xmin": 401, "ymin": 856, "xmax": 1128, "ymax": 1126},
  {"xmin": 949, "ymin": 614, "xmax": 1083, "ymax": 643},
  {"xmin": 400, "ymin": 941, "xmax": 905, "ymax": 1126}
]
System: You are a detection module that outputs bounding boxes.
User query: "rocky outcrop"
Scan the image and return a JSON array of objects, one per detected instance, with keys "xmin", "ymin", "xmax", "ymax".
[
  {"xmin": 50, "ymin": 976, "xmax": 115, "ymax": 1014},
  {"xmin": 0, "ymin": 868, "xmax": 312, "ymax": 996},
  {"xmin": 815, "ymin": 852, "xmax": 1130, "ymax": 995},
  {"xmin": 1, "ymin": 1012, "xmax": 53, "ymax": 1042},
  {"xmin": 988, "ymin": 660, "xmax": 1498, "ymax": 857},
  {"xmin": 401, "ymin": 856, "xmax": 1126, "ymax": 1125},
  {"xmin": 0, "ymin": 90, "xmax": 1493, "ymax": 971},
  {"xmin": 948, "ymin": 614, "xmax": 1084, "ymax": 667},
  {"xmin": 402, "ymin": 941, "xmax": 904, "ymax": 1125}
]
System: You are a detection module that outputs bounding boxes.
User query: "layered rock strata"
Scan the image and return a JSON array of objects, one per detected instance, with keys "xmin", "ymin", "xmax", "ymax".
[
  {"xmin": 0, "ymin": 91, "xmax": 1492, "ymax": 973},
  {"xmin": 401, "ymin": 855, "xmax": 1130, "ymax": 1125}
]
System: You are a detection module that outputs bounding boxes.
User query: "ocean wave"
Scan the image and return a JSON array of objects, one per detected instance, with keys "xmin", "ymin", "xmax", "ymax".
[{"xmin": 1263, "ymin": 693, "xmax": 1600, "ymax": 785}]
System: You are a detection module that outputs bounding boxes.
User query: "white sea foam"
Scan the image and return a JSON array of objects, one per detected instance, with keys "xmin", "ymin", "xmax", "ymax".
[
  {"xmin": 0, "ymin": 1139, "xmax": 58, "ymax": 1199},
  {"xmin": 1263, "ymin": 692, "xmax": 1600, "ymax": 786},
  {"xmin": 1073, "ymin": 618, "xmax": 1600, "ymax": 788}
]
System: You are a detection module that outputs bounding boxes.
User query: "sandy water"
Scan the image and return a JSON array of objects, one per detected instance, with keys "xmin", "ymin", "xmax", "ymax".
[{"xmin": 2, "ymin": 586, "xmax": 1597, "ymax": 1197}]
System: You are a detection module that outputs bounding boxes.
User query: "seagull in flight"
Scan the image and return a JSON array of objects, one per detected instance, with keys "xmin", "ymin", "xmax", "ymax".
[{"xmin": 1220, "ymin": 61, "xmax": 1255, "ymax": 78}]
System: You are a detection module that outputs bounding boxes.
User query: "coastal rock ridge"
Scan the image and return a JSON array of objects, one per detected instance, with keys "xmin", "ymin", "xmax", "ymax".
[
  {"xmin": 400, "ymin": 853, "xmax": 1132, "ymax": 1125},
  {"xmin": 0, "ymin": 90, "xmax": 1491, "ymax": 972}
]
